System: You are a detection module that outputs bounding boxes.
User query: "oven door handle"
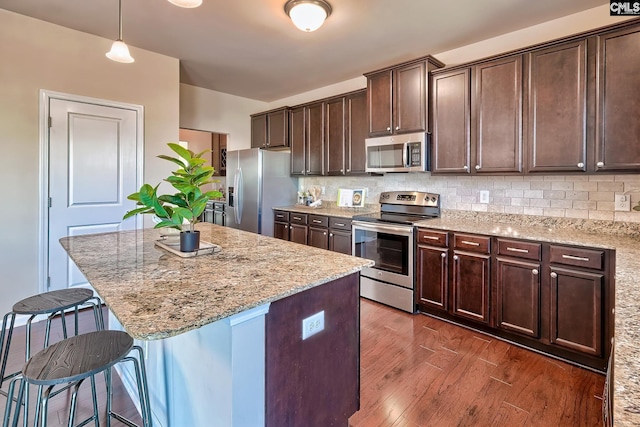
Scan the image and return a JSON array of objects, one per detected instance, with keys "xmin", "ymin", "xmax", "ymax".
[{"xmin": 352, "ymin": 221, "xmax": 413, "ymax": 237}]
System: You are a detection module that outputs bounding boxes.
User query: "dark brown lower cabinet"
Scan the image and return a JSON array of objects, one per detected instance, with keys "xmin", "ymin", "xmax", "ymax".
[
  {"xmin": 496, "ymin": 257, "xmax": 541, "ymax": 338},
  {"xmin": 290, "ymin": 224, "xmax": 308, "ymax": 245},
  {"xmin": 416, "ymin": 245, "xmax": 448, "ymax": 311},
  {"xmin": 308, "ymin": 226, "xmax": 329, "ymax": 250},
  {"xmin": 452, "ymin": 251, "xmax": 490, "ymax": 324},
  {"xmin": 329, "ymin": 230, "xmax": 351, "ymax": 255},
  {"xmin": 549, "ymin": 266, "xmax": 604, "ymax": 357},
  {"xmin": 273, "ymin": 221, "xmax": 289, "ymax": 241}
]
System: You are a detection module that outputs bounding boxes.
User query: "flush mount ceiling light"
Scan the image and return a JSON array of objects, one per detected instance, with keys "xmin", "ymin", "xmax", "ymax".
[
  {"xmin": 106, "ymin": 0, "xmax": 134, "ymax": 63},
  {"xmin": 284, "ymin": 0, "xmax": 332, "ymax": 32},
  {"xmin": 167, "ymin": 0, "xmax": 203, "ymax": 8}
]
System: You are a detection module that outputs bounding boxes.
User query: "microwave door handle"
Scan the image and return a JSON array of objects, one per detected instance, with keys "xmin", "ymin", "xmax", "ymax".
[{"xmin": 402, "ymin": 142, "xmax": 409, "ymax": 168}]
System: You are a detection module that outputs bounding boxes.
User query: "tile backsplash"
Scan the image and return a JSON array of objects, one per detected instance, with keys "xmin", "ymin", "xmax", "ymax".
[{"xmin": 300, "ymin": 174, "xmax": 640, "ymax": 223}]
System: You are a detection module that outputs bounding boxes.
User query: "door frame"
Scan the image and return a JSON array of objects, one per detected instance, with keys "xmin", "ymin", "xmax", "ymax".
[{"xmin": 38, "ymin": 90, "xmax": 144, "ymax": 294}]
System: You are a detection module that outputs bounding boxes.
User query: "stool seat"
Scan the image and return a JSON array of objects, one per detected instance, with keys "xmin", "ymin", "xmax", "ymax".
[
  {"xmin": 12, "ymin": 288, "xmax": 94, "ymax": 315},
  {"xmin": 23, "ymin": 330, "xmax": 133, "ymax": 386}
]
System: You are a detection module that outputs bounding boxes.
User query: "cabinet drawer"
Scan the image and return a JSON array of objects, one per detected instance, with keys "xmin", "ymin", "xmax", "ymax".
[
  {"xmin": 329, "ymin": 217, "xmax": 352, "ymax": 231},
  {"xmin": 549, "ymin": 245, "xmax": 604, "ymax": 270},
  {"xmin": 274, "ymin": 210, "xmax": 289, "ymax": 222},
  {"xmin": 497, "ymin": 239, "xmax": 541, "ymax": 261},
  {"xmin": 290, "ymin": 213, "xmax": 308, "ymax": 225},
  {"xmin": 417, "ymin": 229, "xmax": 448, "ymax": 247},
  {"xmin": 309, "ymin": 215, "xmax": 329, "ymax": 228},
  {"xmin": 453, "ymin": 233, "xmax": 490, "ymax": 254}
]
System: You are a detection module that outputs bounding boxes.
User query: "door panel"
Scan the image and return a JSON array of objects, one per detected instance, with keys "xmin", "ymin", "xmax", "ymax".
[{"xmin": 48, "ymin": 98, "xmax": 138, "ymax": 291}]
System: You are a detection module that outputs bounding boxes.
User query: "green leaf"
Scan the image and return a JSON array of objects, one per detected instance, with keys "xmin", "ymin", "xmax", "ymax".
[
  {"xmin": 122, "ymin": 206, "xmax": 153, "ymax": 220},
  {"xmin": 157, "ymin": 155, "xmax": 186, "ymax": 169},
  {"xmin": 167, "ymin": 143, "xmax": 193, "ymax": 161},
  {"xmin": 174, "ymin": 207, "xmax": 193, "ymax": 220},
  {"xmin": 159, "ymin": 194, "xmax": 188, "ymax": 207}
]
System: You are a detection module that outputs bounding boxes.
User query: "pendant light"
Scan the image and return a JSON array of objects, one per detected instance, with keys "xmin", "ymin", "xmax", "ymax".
[
  {"xmin": 284, "ymin": 0, "xmax": 332, "ymax": 32},
  {"xmin": 167, "ymin": 0, "xmax": 203, "ymax": 7},
  {"xmin": 106, "ymin": 0, "xmax": 134, "ymax": 63}
]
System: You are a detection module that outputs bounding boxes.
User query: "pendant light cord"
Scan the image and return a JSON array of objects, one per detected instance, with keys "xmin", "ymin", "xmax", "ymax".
[{"xmin": 118, "ymin": 0, "xmax": 123, "ymax": 41}]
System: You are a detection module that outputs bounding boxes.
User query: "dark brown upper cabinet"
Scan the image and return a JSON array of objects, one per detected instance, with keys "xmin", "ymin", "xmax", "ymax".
[
  {"xmin": 251, "ymin": 107, "xmax": 290, "ymax": 149},
  {"xmin": 595, "ymin": 25, "xmax": 640, "ymax": 172},
  {"xmin": 289, "ymin": 103, "xmax": 324, "ymax": 176},
  {"xmin": 526, "ymin": 40, "xmax": 587, "ymax": 173},
  {"xmin": 345, "ymin": 90, "xmax": 368, "ymax": 175},
  {"xmin": 365, "ymin": 56, "xmax": 444, "ymax": 137},
  {"xmin": 325, "ymin": 97, "xmax": 346, "ymax": 176},
  {"xmin": 290, "ymin": 106, "xmax": 306, "ymax": 176}
]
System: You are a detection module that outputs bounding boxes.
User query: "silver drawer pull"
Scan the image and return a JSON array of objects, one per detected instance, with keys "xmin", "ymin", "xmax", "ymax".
[
  {"xmin": 461, "ymin": 240, "xmax": 480, "ymax": 246},
  {"xmin": 422, "ymin": 236, "xmax": 440, "ymax": 240},
  {"xmin": 562, "ymin": 254, "xmax": 589, "ymax": 262},
  {"xmin": 335, "ymin": 223, "xmax": 345, "ymax": 227},
  {"xmin": 507, "ymin": 247, "xmax": 529, "ymax": 254},
  {"xmin": 312, "ymin": 219, "xmax": 322, "ymax": 224},
  {"xmin": 293, "ymin": 216, "xmax": 302, "ymax": 220},
  {"xmin": 550, "ymin": 272, "xmax": 558, "ymax": 278}
]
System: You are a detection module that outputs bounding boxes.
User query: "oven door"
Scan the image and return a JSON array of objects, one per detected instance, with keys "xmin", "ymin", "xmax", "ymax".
[{"xmin": 352, "ymin": 221, "xmax": 414, "ymax": 289}]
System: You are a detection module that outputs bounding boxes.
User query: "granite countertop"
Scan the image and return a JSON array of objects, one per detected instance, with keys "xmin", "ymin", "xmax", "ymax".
[
  {"xmin": 415, "ymin": 211, "xmax": 640, "ymax": 427},
  {"xmin": 59, "ymin": 223, "xmax": 373, "ymax": 341},
  {"xmin": 274, "ymin": 203, "xmax": 379, "ymax": 219}
]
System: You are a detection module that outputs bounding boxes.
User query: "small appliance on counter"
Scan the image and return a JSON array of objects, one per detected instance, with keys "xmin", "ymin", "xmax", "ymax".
[{"xmin": 352, "ymin": 191, "xmax": 441, "ymax": 313}]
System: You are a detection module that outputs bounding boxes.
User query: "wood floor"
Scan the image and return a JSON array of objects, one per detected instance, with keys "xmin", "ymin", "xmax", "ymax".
[
  {"xmin": 350, "ymin": 299, "xmax": 605, "ymax": 427},
  {"xmin": 0, "ymin": 309, "xmax": 142, "ymax": 426},
  {"xmin": 1, "ymin": 301, "xmax": 604, "ymax": 427}
]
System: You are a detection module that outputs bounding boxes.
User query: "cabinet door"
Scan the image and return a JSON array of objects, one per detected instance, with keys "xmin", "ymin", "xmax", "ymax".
[
  {"xmin": 251, "ymin": 114, "xmax": 267, "ymax": 148},
  {"xmin": 367, "ymin": 70, "xmax": 393, "ymax": 137},
  {"xmin": 306, "ymin": 102, "xmax": 325, "ymax": 176},
  {"xmin": 549, "ymin": 266, "xmax": 603, "ymax": 356},
  {"xmin": 267, "ymin": 109, "xmax": 289, "ymax": 148},
  {"xmin": 431, "ymin": 69, "xmax": 471, "ymax": 174},
  {"xmin": 273, "ymin": 222, "xmax": 290, "ymax": 241},
  {"xmin": 596, "ymin": 26, "xmax": 640, "ymax": 171},
  {"xmin": 346, "ymin": 90, "xmax": 367, "ymax": 175},
  {"xmin": 290, "ymin": 224, "xmax": 308, "ymax": 245},
  {"xmin": 527, "ymin": 40, "xmax": 587, "ymax": 172},
  {"xmin": 496, "ymin": 257, "xmax": 541, "ymax": 338},
  {"xmin": 416, "ymin": 245, "xmax": 448, "ymax": 312},
  {"xmin": 394, "ymin": 61, "xmax": 426, "ymax": 134},
  {"xmin": 325, "ymin": 97, "xmax": 346, "ymax": 176},
  {"xmin": 290, "ymin": 107, "xmax": 306, "ymax": 176},
  {"xmin": 308, "ymin": 227, "xmax": 329, "ymax": 250},
  {"xmin": 473, "ymin": 56, "xmax": 523, "ymax": 173},
  {"xmin": 329, "ymin": 230, "xmax": 352, "ymax": 255},
  {"xmin": 451, "ymin": 251, "xmax": 490, "ymax": 324}
]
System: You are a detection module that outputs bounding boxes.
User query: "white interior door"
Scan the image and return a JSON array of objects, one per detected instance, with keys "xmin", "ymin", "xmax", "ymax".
[{"xmin": 47, "ymin": 98, "xmax": 139, "ymax": 291}]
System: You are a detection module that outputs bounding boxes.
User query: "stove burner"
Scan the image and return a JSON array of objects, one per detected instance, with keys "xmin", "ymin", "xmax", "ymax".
[{"xmin": 353, "ymin": 191, "xmax": 441, "ymax": 225}]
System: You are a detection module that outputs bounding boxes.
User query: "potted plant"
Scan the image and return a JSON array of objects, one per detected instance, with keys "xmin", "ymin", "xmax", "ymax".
[{"xmin": 123, "ymin": 142, "xmax": 223, "ymax": 252}]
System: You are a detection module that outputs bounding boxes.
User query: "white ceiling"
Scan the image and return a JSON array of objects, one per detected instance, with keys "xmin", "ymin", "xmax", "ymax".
[{"xmin": 2, "ymin": 0, "xmax": 608, "ymax": 102}]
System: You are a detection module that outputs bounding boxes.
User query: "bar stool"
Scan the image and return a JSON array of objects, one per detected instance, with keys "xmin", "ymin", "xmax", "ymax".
[
  {"xmin": 3, "ymin": 330, "xmax": 152, "ymax": 427},
  {"xmin": 0, "ymin": 288, "xmax": 104, "ymax": 390}
]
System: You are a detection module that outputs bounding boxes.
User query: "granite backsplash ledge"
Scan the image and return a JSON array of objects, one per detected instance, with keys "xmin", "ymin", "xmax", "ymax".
[{"xmin": 441, "ymin": 210, "xmax": 640, "ymax": 238}]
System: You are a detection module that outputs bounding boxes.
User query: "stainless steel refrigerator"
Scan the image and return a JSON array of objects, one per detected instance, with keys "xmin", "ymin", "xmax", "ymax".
[{"xmin": 226, "ymin": 148, "xmax": 298, "ymax": 236}]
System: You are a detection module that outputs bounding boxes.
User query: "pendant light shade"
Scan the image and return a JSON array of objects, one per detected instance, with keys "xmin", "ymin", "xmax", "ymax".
[
  {"xmin": 167, "ymin": 0, "xmax": 203, "ymax": 7},
  {"xmin": 106, "ymin": 0, "xmax": 134, "ymax": 63},
  {"xmin": 285, "ymin": 0, "xmax": 332, "ymax": 32}
]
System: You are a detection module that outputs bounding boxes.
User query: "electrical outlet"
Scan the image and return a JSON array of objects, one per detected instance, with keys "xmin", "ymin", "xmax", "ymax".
[
  {"xmin": 302, "ymin": 311, "xmax": 325, "ymax": 340},
  {"xmin": 615, "ymin": 194, "xmax": 631, "ymax": 211},
  {"xmin": 479, "ymin": 190, "xmax": 490, "ymax": 204}
]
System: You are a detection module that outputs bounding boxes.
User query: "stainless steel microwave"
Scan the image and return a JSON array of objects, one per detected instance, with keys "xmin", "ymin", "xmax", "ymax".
[{"xmin": 364, "ymin": 132, "xmax": 430, "ymax": 173}]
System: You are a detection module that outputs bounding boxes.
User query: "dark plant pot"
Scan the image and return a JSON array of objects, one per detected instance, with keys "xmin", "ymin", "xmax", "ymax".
[{"xmin": 180, "ymin": 230, "xmax": 200, "ymax": 252}]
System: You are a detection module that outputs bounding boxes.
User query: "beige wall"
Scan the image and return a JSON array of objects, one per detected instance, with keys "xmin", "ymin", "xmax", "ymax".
[
  {"xmin": 179, "ymin": 83, "xmax": 267, "ymax": 151},
  {"xmin": 0, "ymin": 9, "xmax": 179, "ymax": 316}
]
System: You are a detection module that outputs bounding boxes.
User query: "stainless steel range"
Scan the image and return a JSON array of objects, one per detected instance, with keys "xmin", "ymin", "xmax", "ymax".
[{"xmin": 352, "ymin": 191, "xmax": 440, "ymax": 312}]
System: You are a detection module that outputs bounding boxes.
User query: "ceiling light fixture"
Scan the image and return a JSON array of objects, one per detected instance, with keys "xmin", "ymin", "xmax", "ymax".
[
  {"xmin": 284, "ymin": 0, "xmax": 332, "ymax": 32},
  {"xmin": 167, "ymin": 0, "xmax": 203, "ymax": 8},
  {"xmin": 106, "ymin": 0, "xmax": 134, "ymax": 63}
]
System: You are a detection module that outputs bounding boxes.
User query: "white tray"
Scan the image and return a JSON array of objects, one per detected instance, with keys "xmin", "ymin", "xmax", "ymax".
[{"xmin": 154, "ymin": 237, "xmax": 221, "ymax": 258}]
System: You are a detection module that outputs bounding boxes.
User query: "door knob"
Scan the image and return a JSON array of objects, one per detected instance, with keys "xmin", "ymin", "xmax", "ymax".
[
  {"xmin": 453, "ymin": 255, "xmax": 459, "ymax": 261},
  {"xmin": 532, "ymin": 269, "xmax": 539, "ymax": 275},
  {"xmin": 597, "ymin": 161, "xmax": 605, "ymax": 167},
  {"xmin": 550, "ymin": 272, "xmax": 557, "ymax": 278},
  {"xmin": 386, "ymin": 127, "xmax": 391, "ymax": 132},
  {"xmin": 577, "ymin": 162, "xmax": 584, "ymax": 168},
  {"xmin": 441, "ymin": 253, "xmax": 446, "ymax": 258},
  {"xmin": 395, "ymin": 126, "xmax": 400, "ymax": 130},
  {"xmin": 475, "ymin": 165, "xmax": 480, "ymax": 170}
]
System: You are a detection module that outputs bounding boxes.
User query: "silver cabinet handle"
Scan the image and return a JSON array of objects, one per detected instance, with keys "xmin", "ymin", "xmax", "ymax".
[
  {"xmin": 475, "ymin": 165, "xmax": 480, "ymax": 170},
  {"xmin": 461, "ymin": 240, "xmax": 480, "ymax": 246},
  {"xmin": 441, "ymin": 253, "xmax": 446, "ymax": 258},
  {"xmin": 335, "ymin": 223, "xmax": 345, "ymax": 227},
  {"xmin": 532, "ymin": 269, "xmax": 539, "ymax": 275},
  {"xmin": 597, "ymin": 161, "xmax": 605, "ymax": 167},
  {"xmin": 422, "ymin": 235, "xmax": 439, "ymax": 241},
  {"xmin": 312, "ymin": 219, "xmax": 322, "ymax": 224},
  {"xmin": 453, "ymin": 255, "xmax": 459, "ymax": 261},
  {"xmin": 507, "ymin": 247, "xmax": 529, "ymax": 254},
  {"xmin": 323, "ymin": 232, "xmax": 327, "ymax": 235},
  {"xmin": 340, "ymin": 169, "xmax": 344, "ymax": 173},
  {"xmin": 550, "ymin": 272, "xmax": 557, "ymax": 278},
  {"xmin": 386, "ymin": 127, "xmax": 391, "ymax": 132},
  {"xmin": 577, "ymin": 162, "xmax": 584, "ymax": 168},
  {"xmin": 293, "ymin": 216, "xmax": 302, "ymax": 220},
  {"xmin": 301, "ymin": 169, "xmax": 305, "ymax": 173},
  {"xmin": 395, "ymin": 126, "xmax": 400, "ymax": 130},
  {"xmin": 329, "ymin": 233, "xmax": 333, "ymax": 237},
  {"xmin": 346, "ymin": 169, "xmax": 350, "ymax": 172},
  {"xmin": 463, "ymin": 165, "xmax": 469, "ymax": 170},
  {"xmin": 562, "ymin": 254, "xmax": 589, "ymax": 262}
]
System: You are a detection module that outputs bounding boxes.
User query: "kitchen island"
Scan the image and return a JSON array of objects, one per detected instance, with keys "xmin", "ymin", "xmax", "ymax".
[{"xmin": 60, "ymin": 223, "xmax": 373, "ymax": 427}]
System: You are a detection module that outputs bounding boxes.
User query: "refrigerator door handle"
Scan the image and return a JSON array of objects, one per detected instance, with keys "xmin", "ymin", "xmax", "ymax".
[{"xmin": 236, "ymin": 167, "xmax": 243, "ymax": 224}]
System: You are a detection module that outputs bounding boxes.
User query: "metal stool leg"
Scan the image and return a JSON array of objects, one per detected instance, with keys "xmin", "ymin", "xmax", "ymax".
[
  {"xmin": 39, "ymin": 385, "xmax": 54, "ymax": 427},
  {"xmin": 0, "ymin": 312, "xmax": 16, "ymax": 388},
  {"xmin": 2, "ymin": 376, "xmax": 24, "ymax": 427},
  {"xmin": 108, "ymin": 346, "xmax": 152, "ymax": 427}
]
